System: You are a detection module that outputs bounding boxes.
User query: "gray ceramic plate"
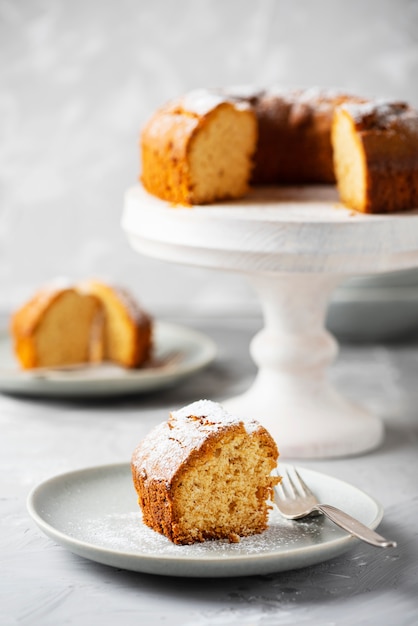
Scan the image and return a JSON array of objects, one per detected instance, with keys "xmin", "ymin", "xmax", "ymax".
[
  {"xmin": 27, "ymin": 463, "xmax": 382, "ymax": 578},
  {"xmin": 0, "ymin": 322, "xmax": 216, "ymax": 397}
]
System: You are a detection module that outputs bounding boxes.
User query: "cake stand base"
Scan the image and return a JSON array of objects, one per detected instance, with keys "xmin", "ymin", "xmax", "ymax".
[{"xmin": 222, "ymin": 272, "xmax": 384, "ymax": 458}]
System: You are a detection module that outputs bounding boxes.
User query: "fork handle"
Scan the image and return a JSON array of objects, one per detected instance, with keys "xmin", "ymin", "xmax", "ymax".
[{"xmin": 316, "ymin": 504, "xmax": 397, "ymax": 548}]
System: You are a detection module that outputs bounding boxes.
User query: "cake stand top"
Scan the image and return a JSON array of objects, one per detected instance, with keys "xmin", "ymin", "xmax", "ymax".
[{"xmin": 122, "ymin": 184, "xmax": 418, "ymax": 274}]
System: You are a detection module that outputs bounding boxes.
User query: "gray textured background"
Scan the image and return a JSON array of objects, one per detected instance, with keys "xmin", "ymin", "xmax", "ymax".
[{"xmin": 1, "ymin": 0, "xmax": 418, "ymax": 315}]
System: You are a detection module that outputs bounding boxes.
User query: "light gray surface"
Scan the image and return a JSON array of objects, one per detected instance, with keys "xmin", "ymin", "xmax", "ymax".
[
  {"xmin": 2, "ymin": 2, "xmax": 418, "ymax": 621},
  {"xmin": 1, "ymin": 315, "xmax": 417, "ymax": 625}
]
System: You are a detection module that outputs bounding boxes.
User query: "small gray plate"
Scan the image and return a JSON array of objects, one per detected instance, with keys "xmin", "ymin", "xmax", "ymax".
[
  {"xmin": 27, "ymin": 463, "xmax": 382, "ymax": 578},
  {"xmin": 0, "ymin": 322, "xmax": 216, "ymax": 397}
]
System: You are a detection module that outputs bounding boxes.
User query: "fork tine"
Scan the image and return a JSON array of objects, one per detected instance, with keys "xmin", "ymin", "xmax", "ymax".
[
  {"xmin": 285, "ymin": 468, "xmax": 302, "ymax": 497},
  {"xmin": 276, "ymin": 468, "xmax": 295, "ymax": 499},
  {"xmin": 276, "ymin": 466, "xmax": 314, "ymax": 500},
  {"xmin": 293, "ymin": 468, "xmax": 315, "ymax": 497}
]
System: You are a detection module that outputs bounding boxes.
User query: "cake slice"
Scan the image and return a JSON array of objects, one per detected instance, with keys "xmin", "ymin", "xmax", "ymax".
[
  {"xmin": 332, "ymin": 100, "xmax": 418, "ymax": 213},
  {"xmin": 11, "ymin": 279, "xmax": 152, "ymax": 370},
  {"xmin": 140, "ymin": 90, "xmax": 258, "ymax": 205},
  {"xmin": 11, "ymin": 283, "xmax": 102, "ymax": 369},
  {"xmin": 131, "ymin": 399, "xmax": 280, "ymax": 545}
]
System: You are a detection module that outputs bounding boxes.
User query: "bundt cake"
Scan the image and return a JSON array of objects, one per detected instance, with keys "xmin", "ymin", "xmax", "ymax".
[
  {"xmin": 11, "ymin": 279, "xmax": 152, "ymax": 370},
  {"xmin": 140, "ymin": 87, "xmax": 418, "ymax": 214},
  {"xmin": 332, "ymin": 100, "xmax": 418, "ymax": 214},
  {"xmin": 131, "ymin": 399, "xmax": 280, "ymax": 545}
]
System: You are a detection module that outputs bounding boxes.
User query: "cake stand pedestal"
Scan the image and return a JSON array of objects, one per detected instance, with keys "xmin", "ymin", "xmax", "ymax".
[{"xmin": 122, "ymin": 185, "xmax": 418, "ymax": 458}]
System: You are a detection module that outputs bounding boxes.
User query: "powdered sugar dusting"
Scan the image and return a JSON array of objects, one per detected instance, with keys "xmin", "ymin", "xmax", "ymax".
[
  {"xmin": 78, "ymin": 280, "xmax": 151, "ymax": 326},
  {"xmin": 68, "ymin": 507, "xmax": 329, "ymax": 558},
  {"xmin": 131, "ymin": 400, "xmax": 265, "ymax": 482},
  {"xmin": 172, "ymin": 399, "xmax": 237, "ymax": 425},
  {"xmin": 180, "ymin": 86, "xmax": 364, "ymax": 118},
  {"xmin": 341, "ymin": 99, "xmax": 418, "ymax": 133},
  {"xmin": 172, "ymin": 399, "xmax": 261, "ymax": 434},
  {"xmin": 108, "ymin": 284, "xmax": 151, "ymax": 326},
  {"xmin": 176, "ymin": 89, "xmax": 252, "ymax": 116}
]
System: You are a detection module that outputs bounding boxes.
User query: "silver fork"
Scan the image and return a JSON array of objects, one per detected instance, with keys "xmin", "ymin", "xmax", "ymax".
[{"xmin": 274, "ymin": 466, "xmax": 397, "ymax": 548}]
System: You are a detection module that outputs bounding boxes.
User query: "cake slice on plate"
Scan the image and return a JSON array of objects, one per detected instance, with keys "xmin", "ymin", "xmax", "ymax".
[
  {"xmin": 11, "ymin": 279, "xmax": 152, "ymax": 370},
  {"xmin": 131, "ymin": 399, "xmax": 280, "ymax": 545}
]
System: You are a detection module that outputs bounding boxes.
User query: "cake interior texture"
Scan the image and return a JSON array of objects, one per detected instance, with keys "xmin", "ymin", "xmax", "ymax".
[
  {"xmin": 34, "ymin": 291, "xmax": 101, "ymax": 367},
  {"xmin": 187, "ymin": 103, "xmax": 257, "ymax": 204},
  {"xmin": 168, "ymin": 428, "xmax": 277, "ymax": 544},
  {"xmin": 332, "ymin": 107, "xmax": 367, "ymax": 213},
  {"xmin": 131, "ymin": 400, "xmax": 279, "ymax": 545},
  {"xmin": 11, "ymin": 289, "xmax": 101, "ymax": 369}
]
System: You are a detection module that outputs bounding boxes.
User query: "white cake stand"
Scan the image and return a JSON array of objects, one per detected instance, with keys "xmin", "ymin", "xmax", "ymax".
[{"xmin": 122, "ymin": 184, "xmax": 418, "ymax": 458}]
